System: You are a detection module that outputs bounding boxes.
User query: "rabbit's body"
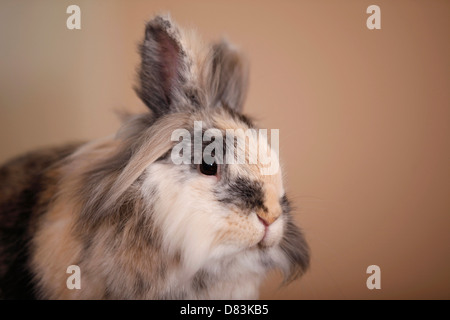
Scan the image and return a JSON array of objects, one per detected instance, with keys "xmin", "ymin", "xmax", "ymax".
[{"xmin": 0, "ymin": 16, "xmax": 309, "ymax": 299}]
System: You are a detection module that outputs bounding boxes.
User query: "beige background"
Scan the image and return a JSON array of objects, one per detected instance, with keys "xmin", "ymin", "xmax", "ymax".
[{"xmin": 0, "ymin": 0, "xmax": 449, "ymax": 299}]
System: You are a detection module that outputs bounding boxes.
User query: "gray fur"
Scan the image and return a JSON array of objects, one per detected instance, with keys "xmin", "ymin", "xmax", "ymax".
[{"xmin": 207, "ymin": 40, "xmax": 249, "ymax": 112}]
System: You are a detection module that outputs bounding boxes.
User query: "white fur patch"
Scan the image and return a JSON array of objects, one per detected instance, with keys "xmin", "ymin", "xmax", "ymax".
[{"xmin": 140, "ymin": 159, "xmax": 290, "ymax": 298}]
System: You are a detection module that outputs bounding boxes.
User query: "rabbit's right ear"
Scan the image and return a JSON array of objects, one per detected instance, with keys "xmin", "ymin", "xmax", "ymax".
[{"xmin": 135, "ymin": 16, "xmax": 189, "ymax": 117}]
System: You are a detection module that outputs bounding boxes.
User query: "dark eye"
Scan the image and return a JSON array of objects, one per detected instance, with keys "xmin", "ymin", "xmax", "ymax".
[{"xmin": 199, "ymin": 159, "xmax": 218, "ymax": 176}]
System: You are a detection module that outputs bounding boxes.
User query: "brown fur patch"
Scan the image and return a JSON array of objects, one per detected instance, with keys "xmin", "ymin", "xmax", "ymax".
[{"xmin": 0, "ymin": 143, "xmax": 83, "ymax": 299}]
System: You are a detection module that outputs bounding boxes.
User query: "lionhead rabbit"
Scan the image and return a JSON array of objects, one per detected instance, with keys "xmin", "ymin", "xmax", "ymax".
[{"xmin": 0, "ymin": 15, "xmax": 309, "ymax": 299}]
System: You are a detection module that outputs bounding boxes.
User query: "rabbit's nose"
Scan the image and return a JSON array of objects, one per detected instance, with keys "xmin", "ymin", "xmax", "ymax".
[
  {"xmin": 257, "ymin": 214, "xmax": 271, "ymax": 227},
  {"xmin": 257, "ymin": 209, "xmax": 280, "ymax": 226}
]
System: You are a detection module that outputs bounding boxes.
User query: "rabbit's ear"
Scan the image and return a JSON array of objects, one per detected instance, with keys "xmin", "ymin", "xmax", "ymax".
[
  {"xmin": 206, "ymin": 39, "xmax": 249, "ymax": 113},
  {"xmin": 135, "ymin": 16, "xmax": 188, "ymax": 117}
]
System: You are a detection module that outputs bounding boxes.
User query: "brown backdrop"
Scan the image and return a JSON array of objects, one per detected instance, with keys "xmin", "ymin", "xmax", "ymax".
[{"xmin": 1, "ymin": 0, "xmax": 449, "ymax": 299}]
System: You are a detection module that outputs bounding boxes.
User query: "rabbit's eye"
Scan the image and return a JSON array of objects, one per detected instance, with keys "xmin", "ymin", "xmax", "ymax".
[{"xmin": 199, "ymin": 159, "xmax": 218, "ymax": 176}]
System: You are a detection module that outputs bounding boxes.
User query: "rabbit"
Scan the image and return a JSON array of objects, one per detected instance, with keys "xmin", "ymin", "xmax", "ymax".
[{"xmin": 0, "ymin": 15, "xmax": 309, "ymax": 300}]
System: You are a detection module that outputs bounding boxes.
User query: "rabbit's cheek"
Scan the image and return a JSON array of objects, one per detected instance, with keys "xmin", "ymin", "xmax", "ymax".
[{"xmin": 216, "ymin": 214, "xmax": 265, "ymax": 248}]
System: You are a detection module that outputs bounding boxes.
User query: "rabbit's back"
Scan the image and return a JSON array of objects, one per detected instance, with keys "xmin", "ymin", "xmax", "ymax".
[{"xmin": 0, "ymin": 143, "xmax": 81, "ymax": 299}]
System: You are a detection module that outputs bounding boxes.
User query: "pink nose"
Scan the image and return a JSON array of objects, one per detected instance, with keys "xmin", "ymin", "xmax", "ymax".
[{"xmin": 257, "ymin": 214, "xmax": 276, "ymax": 227}]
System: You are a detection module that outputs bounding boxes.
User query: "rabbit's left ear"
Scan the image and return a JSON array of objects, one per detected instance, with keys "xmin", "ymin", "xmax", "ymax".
[
  {"xmin": 135, "ymin": 16, "xmax": 190, "ymax": 117},
  {"xmin": 206, "ymin": 40, "xmax": 249, "ymax": 113}
]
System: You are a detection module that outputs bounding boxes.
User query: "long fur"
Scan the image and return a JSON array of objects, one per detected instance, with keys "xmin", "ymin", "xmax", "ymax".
[{"xmin": 0, "ymin": 15, "xmax": 309, "ymax": 299}]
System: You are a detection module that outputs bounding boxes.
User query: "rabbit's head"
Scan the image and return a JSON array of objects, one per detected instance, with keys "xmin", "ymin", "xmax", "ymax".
[{"xmin": 72, "ymin": 15, "xmax": 309, "ymax": 298}]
